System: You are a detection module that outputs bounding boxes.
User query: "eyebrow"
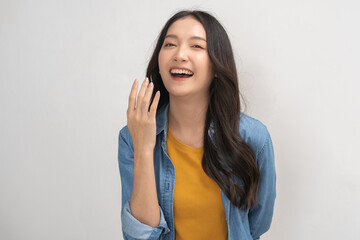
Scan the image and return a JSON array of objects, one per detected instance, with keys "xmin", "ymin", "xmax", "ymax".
[{"xmin": 164, "ymin": 34, "xmax": 207, "ymax": 42}]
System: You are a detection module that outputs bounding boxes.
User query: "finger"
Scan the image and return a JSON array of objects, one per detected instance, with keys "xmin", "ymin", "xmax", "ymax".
[
  {"xmin": 128, "ymin": 79, "xmax": 138, "ymax": 111},
  {"xmin": 136, "ymin": 78, "xmax": 150, "ymax": 112},
  {"xmin": 149, "ymin": 90, "xmax": 160, "ymax": 117},
  {"xmin": 141, "ymin": 81, "xmax": 154, "ymax": 113}
]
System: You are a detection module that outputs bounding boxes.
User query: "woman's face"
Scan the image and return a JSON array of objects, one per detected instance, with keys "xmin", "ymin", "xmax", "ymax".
[{"xmin": 158, "ymin": 16, "xmax": 214, "ymax": 99}]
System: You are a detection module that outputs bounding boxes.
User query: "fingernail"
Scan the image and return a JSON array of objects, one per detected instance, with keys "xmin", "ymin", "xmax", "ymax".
[
  {"xmin": 149, "ymin": 82, "xmax": 153, "ymax": 87},
  {"xmin": 134, "ymin": 79, "xmax": 138, "ymax": 84},
  {"xmin": 145, "ymin": 78, "xmax": 149, "ymax": 83}
]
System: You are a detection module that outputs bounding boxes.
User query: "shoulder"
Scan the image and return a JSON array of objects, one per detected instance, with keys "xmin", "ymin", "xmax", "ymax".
[
  {"xmin": 118, "ymin": 125, "xmax": 134, "ymax": 151},
  {"xmin": 118, "ymin": 126, "xmax": 136, "ymax": 167},
  {"xmin": 239, "ymin": 113, "xmax": 272, "ymax": 158},
  {"xmin": 119, "ymin": 125, "xmax": 130, "ymax": 142}
]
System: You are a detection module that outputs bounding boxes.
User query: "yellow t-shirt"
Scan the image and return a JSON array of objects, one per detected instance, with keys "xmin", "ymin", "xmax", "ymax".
[{"xmin": 166, "ymin": 127, "xmax": 228, "ymax": 240}]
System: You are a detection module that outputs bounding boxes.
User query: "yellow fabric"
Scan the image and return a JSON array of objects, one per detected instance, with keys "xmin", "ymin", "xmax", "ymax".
[{"xmin": 166, "ymin": 127, "xmax": 228, "ymax": 240}]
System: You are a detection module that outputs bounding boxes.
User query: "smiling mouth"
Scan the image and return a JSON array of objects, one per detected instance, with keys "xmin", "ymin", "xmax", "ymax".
[{"xmin": 170, "ymin": 69, "xmax": 194, "ymax": 78}]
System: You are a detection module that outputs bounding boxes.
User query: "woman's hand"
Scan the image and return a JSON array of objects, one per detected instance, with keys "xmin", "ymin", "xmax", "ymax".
[{"xmin": 127, "ymin": 78, "xmax": 160, "ymax": 155}]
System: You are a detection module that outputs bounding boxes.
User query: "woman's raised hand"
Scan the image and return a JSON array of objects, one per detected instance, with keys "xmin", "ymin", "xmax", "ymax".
[{"xmin": 127, "ymin": 78, "xmax": 160, "ymax": 155}]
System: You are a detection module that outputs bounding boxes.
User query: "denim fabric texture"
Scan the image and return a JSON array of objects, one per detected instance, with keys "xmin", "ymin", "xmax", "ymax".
[{"xmin": 118, "ymin": 103, "xmax": 276, "ymax": 240}]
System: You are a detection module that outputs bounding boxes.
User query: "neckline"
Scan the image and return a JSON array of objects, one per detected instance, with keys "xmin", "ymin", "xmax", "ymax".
[{"xmin": 167, "ymin": 127, "xmax": 204, "ymax": 153}]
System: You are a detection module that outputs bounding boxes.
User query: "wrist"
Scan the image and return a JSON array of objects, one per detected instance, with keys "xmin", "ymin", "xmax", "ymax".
[{"xmin": 134, "ymin": 149, "xmax": 153, "ymax": 158}]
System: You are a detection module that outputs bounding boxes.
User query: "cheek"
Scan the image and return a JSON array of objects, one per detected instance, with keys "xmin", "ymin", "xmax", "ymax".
[
  {"xmin": 158, "ymin": 50, "xmax": 170, "ymax": 67},
  {"xmin": 198, "ymin": 55, "xmax": 213, "ymax": 75}
]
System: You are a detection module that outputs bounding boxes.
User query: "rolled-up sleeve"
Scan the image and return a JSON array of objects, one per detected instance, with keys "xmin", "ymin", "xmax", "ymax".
[
  {"xmin": 248, "ymin": 127, "xmax": 276, "ymax": 239},
  {"xmin": 122, "ymin": 201, "xmax": 170, "ymax": 239},
  {"xmin": 118, "ymin": 127, "xmax": 170, "ymax": 239}
]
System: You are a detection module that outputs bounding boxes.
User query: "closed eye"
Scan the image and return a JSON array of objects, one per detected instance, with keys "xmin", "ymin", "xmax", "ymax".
[
  {"xmin": 192, "ymin": 45, "xmax": 204, "ymax": 49},
  {"xmin": 164, "ymin": 43, "xmax": 175, "ymax": 47}
]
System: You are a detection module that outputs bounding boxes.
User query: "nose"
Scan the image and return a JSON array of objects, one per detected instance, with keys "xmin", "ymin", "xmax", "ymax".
[{"xmin": 174, "ymin": 45, "xmax": 188, "ymax": 62}]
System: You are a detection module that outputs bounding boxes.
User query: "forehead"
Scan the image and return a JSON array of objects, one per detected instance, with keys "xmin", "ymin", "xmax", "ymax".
[{"xmin": 166, "ymin": 16, "xmax": 206, "ymax": 39}]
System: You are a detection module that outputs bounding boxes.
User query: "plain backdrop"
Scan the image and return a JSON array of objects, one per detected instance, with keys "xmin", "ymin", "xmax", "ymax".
[{"xmin": 1, "ymin": 0, "xmax": 359, "ymax": 239}]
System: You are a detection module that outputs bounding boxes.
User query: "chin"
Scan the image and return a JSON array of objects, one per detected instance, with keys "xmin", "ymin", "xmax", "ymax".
[{"xmin": 167, "ymin": 89, "xmax": 191, "ymax": 98}]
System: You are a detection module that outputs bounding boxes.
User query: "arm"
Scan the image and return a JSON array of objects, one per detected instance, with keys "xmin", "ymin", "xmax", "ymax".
[
  {"xmin": 118, "ymin": 78, "xmax": 169, "ymax": 239},
  {"xmin": 118, "ymin": 128, "xmax": 170, "ymax": 240},
  {"xmin": 248, "ymin": 127, "xmax": 276, "ymax": 239},
  {"xmin": 131, "ymin": 150, "xmax": 159, "ymax": 227}
]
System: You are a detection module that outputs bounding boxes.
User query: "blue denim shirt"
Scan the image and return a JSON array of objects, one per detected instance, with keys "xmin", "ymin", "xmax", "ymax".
[{"xmin": 118, "ymin": 103, "xmax": 276, "ymax": 240}]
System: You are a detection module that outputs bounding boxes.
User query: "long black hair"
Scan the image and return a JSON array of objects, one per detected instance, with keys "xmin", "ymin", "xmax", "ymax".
[{"xmin": 146, "ymin": 10, "xmax": 260, "ymax": 210}]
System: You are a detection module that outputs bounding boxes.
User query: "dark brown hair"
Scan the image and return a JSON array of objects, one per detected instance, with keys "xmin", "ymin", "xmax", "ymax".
[{"xmin": 146, "ymin": 10, "xmax": 260, "ymax": 210}]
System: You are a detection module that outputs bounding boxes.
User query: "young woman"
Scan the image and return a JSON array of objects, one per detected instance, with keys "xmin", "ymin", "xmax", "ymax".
[{"xmin": 118, "ymin": 10, "xmax": 276, "ymax": 240}]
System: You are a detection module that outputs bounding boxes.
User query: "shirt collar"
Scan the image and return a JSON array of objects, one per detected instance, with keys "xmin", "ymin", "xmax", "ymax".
[{"xmin": 155, "ymin": 103, "xmax": 170, "ymax": 136}]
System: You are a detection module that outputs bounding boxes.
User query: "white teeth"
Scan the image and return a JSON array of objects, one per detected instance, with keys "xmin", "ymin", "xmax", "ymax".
[{"xmin": 170, "ymin": 69, "xmax": 194, "ymax": 75}]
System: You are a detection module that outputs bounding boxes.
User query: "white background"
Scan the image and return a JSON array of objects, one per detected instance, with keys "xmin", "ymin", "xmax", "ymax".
[{"xmin": 1, "ymin": 0, "xmax": 359, "ymax": 239}]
